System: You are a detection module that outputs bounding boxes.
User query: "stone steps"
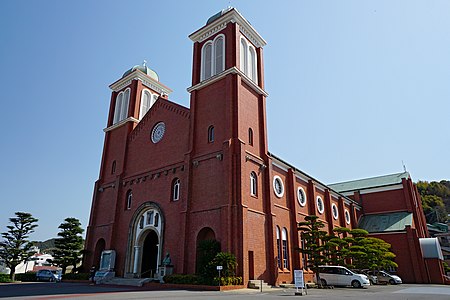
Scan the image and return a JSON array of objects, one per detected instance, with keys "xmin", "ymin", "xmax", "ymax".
[{"xmin": 248, "ymin": 279, "xmax": 273, "ymax": 290}]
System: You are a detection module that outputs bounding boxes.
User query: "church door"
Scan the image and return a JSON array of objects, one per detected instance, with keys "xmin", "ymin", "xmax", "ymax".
[{"xmin": 141, "ymin": 230, "xmax": 159, "ymax": 278}]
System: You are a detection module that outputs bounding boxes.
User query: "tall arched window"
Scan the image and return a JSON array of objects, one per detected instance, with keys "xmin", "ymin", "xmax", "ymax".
[
  {"xmin": 282, "ymin": 228, "xmax": 289, "ymax": 269},
  {"xmin": 214, "ymin": 36, "xmax": 224, "ymax": 75},
  {"xmin": 113, "ymin": 88, "xmax": 130, "ymax": 124},
  {"xmin": 201, "ymin": 34, "xmax": 226, "ymax": 81},
  {"xmin": 250, "ymin": 172, "xmax": 257, "ymax": 196},
  {"xmin": 208, "ymin": 125, "xmax": 215, "ymax": 143},
  {"xmin": 240, "ymin": 37, "xmax": 258, "ymax": 84},
  {"xmin": 276, "ymin": 226, "xmax": 282, "ymax": 269},
  {"xmin": 111, "ymin": 160, "xmax": 116, "ymax": 174},
  {"xmin": 139, "ymin": 90, "xmax": 152, "ymax": 119},
  {"xmin": 172, "ymin": 178, "xmax": 180, "ymax": 201},
  {"xmin": 248, "ymin": 128, "xmax": 253, "ymax": 146},
  {"xmin": 126, "ymin": 190, "xmax": 132, "ymax": 210}
]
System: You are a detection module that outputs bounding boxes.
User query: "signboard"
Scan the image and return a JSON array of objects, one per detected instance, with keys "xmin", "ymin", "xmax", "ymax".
[
  {"xmin": 294, "ymin": 270, "xmax": 304, "ymax": 288},
  {"xmin": 216, "ymin": 265, "xmax": 223, "ymax": 270}
]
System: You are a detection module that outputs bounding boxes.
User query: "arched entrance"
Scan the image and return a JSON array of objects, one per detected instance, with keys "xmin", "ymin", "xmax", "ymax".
[
  {"xmin": 140, "ymin": 230, "xmax": 159, "ymax": 278},
  {"xmin": 93, "ymin": 238, "xmax": 105, "ymax": 269}
]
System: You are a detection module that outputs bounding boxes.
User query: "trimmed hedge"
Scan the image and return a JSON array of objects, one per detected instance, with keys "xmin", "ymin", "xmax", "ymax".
[
  {"xmin": 62, "ymin": 273, "xmax": 90, "ymax": 280},
  {"xmin": 163, "ymin": 274, "xmax": 243, "ymax": 286},
  {"xmin": 0, "ymin": 274, "xmax": 12, "ymax": 283},
  {"xmin": 15, "ymin": 272, "xmax": 36, "ymax": 282}
]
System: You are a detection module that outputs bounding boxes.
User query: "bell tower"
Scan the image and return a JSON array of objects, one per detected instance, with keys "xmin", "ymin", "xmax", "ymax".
[{"xmin": 185, "ymin": 8, "xmax": 275, "ymax": 283}]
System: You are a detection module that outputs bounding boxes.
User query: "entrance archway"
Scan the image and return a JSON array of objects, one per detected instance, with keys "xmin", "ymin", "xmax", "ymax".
[
  {"xmin": 141, "ymin": 230, "xmax": 159, "ymax": 278},
  {"xmin": 93, "ymin": 238, "xmax": 105, "ymax": 269}
]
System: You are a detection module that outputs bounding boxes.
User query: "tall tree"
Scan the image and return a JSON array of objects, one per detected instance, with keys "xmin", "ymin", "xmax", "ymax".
[
  {"xmin": 297, "ymin": 215, "xmax": 328, "ymax": 287},
  {"xmin": 0, "ymin": 212, "xmax": 38, "ymax": 281},
  {"xmin": 53, "ymin": 218, "xmax": 84, "ymax": 273}
]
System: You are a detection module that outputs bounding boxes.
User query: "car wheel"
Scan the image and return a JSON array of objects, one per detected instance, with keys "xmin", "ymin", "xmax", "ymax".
[
  {"xmin": 351, "ymin": 280, "xmax": 362, "ymax": 288},
  {"xmin": 49, "ymin": 277, "xmax": 54, "ymax": 282},
  {"xmin": 320, "ymin": 279, "xmax": 327, "ymax": 287},
  {"xmin": 369, "ymin": 279, "xmax": 374, "ymax": 285},
  {"xmin": 389, "ymin": 279, "xmax": 396, "ymax": 285}
]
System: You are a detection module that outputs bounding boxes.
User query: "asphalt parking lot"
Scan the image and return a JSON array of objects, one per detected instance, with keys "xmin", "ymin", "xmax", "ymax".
[{"xmin": 0, "ymin": 282, "xmax": 449, "ymax": 299}]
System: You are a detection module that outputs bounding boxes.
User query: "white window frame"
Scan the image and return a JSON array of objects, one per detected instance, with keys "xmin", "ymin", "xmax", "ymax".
[
  {"xmin": 345, "ymin": 209, "xmax": 351, "ymax": 225},
  {"xmin": 240, "ymin": 36, "xmax": 258, "ymax": 84},
  {"xmin": 331, "ymin": 203, "xmax": 339, "ymax": 220},
  {"xmin": 126, "ymin": 190, "xmax": 132, "ymax": 210},
  {"xmin": 250, "ymin": 172, "xmax": 257, "ymax": 196},
  {"xmin": 201, "ymin": 34, "xmax": 226, "ymax": 81},
  {"xmin": 113, "ymin": 88, "xmax": 130, "ymax": 124},
  {"xmin": 316, "ymin": 196, "xmax": 324, "ymax": 214},
  {"xmin": 282, "ymin": 227, "xmax": 289, "ymax": 269},
  {"xmin": 172, "ymin": 178, "xmax": 180, "ymax": 201},
  {"xmin": 139, "ymin": 89, "xmax": 157, "ymax": 120},
  {"xmin": 273, "ymin": 175, "xmax": 284, "ymax": 198},
  {"xmin": 297, "ymin": 187, "xmax": 307, "ymax": 207}
]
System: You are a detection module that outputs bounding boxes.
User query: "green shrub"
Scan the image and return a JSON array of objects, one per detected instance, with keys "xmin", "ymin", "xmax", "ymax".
[
  {"xmin": 62, "ymin": 273, "xmax": 90, "ymax": 280},
  {"xmin": 163, "ymin": 274, "xmax": 201, "ymax": 285},
  {"xmin": 209, "ymin": 252, "xmax": 237, "ymax": 277},
  {"xmin": 196, "ymin": 239, "xmax": 220, "ymax": 277},
  {"xmin": 213, "ymin": 276, "xmax": 243, "ymax": 286},
  {"xmin": 0, "ymin": 274, "xmax": 12, "ymax": 283},
  {"xmin": 16, "ymin": 272, "xmax": 37, "ymax": 282}
]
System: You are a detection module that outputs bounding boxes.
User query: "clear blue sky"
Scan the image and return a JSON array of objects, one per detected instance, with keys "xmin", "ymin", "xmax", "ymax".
[{"xmin": 1, "ymin": 1, "xmax": 449, "ymax": 241}]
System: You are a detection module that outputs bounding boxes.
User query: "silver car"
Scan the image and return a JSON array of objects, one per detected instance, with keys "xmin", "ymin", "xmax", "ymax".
[{"xmin": 36, "ymin": 269, "xmax": 62, "ymax": 282}]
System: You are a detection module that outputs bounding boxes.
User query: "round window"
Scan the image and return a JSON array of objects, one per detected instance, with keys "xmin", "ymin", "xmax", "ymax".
[
  {"xmin": 297, "ymin": 187, "xmax": 306, "ymax": 207},
  {"xmin": 345, "ymin": 209, "xmax": 351, "ymax": 225},
  {"xmin": 316, "ymin": 196, "xmax": 324, "ymax": 214},
  {"xmin": 151, "ymin": 122, "xmax": 166, "ymax": 143},
  {"xmin": 273, "ymin": 176, "xmax": 284, "ymax": 198},
  {"xmin": 332, "ymin": 203, "xmax": 338, "ymax": 220}
]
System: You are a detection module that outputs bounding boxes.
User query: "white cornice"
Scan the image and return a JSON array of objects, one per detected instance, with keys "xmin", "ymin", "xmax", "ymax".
[
  {"xmin": 272, "ymin": 161, "xmax": 289, "ymax": 172},
  {"xmin": 189, "ymin": 9, "xmax": 267, "ymax": 47},
  {"xmin": 109, "ymin": 70, "xmax": 173, "ymax": 95},
  {"xmin": 103, "ymin": 117, "xmax": 139, "ymax": 132},
  {"xmin": 187, "ymin": 66, "xmax": 268, "ymax": 97}
]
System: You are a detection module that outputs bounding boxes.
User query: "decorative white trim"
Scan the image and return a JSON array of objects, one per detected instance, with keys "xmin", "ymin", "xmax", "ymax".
[
  {"xmin": 273, "ymin": 175, "xmax": 285, "ymax": 198},
  {"xmin": 297, "ymin": 187, "xmax": 307, "ymax": 207},
  {"xmin": 316, "ymin": 196, "xmax": 324, "ymax": 214},
  {"xmin": 294, "ymin": 173, "xmax": 309, "ymax": 184},
  {"xmin": 271, "ymin": 161, "xmax": 289, "ymax": 172},
  {"xmin": 187, "ymin": 66, "xmax": 268, "ymax": 97},
  {"xmin": 315, "ymin": 185, "xmax": 325, "ymax": 192},
  {"xmin": 104, "ymin": 117, "xmax": 139, "ymax": 132},
  {"xmin": 189, "ymin": 9, "xmax": 267, "ymax": 47},
  {"xmin": 110, "ymin": 70, "xmax": 173, "ymax": 95},
  {"xmin": 331, "ymin": 203, "xmax": 339, "ymax": 220}
]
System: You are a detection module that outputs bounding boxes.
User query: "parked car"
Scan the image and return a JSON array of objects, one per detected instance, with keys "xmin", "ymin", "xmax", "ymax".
[
  {"xmin": 358, "ymin": 269, "xmax": 378, "ymax": 285},
  {"xmin": 366, "ymin": 270, "xmax": 402, "ymax": 285},
  {"xmin": 316, "ymin": 265, "xmax": 370, "ymax": 288},
  {"xmin": 36, "ymin": 269, "xmax": 62, "ymax": 282}
]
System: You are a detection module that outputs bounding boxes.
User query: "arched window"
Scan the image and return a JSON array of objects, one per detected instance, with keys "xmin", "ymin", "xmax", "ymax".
[
  {"xmin": 113, "ymin": 92, "xmax": 123, "ymax": 124},
  {"xmin": 154, "ymin": 213, "xmax": 159, "ymax": 227},
  {"xmin": 240, "ymin": 38, "xmax": 248, "ymax": 75},
  {"xmin": 121, "ymin": 88, "xmax": 130, "ymax": 120},
  {"xmin": 146, "ymin": 211, "xmax": 154, "ymax": 225},
  {"xmin": 282, "ymin": 228, "xmax": 289, "ymax": 269},
  {"xmin": 111, "ymin": 160, "xmax": 116, "ymax": 174},
  {"xmin": 208, "ymin": 125, "xmax": 214, "ymax": 143},
  {"xmin": 249, "ymin": 46, "xmax": 257, "ymax": 82},
  {"xmin": 214, "ymin": 36, "xmax": 224, "ymax": 75},
  {"xmin": 248, "ymin": 128, "xmax": 253, "ymax": 146},
  {"xmin": 240, "ymin": 37, "xmax": 258, "ymax": 84},
  {"xmin": 201, "ymin": 34, "xmax": 226, "ymax": 81},
  {"xmin": 202, "ymin": 42, "xmax": 212, "ymax": 80},
  {"xmin": 126, "ymin": 190, "xmax": 132, "ymax": 210},
  {"xmin": 172, "ymin": 178, "xmax": 180, "ymax": 201},
  {"xmin": 250, "ymin": 172, "xmax": 257, "ymax": 196},
  {"xmin": 276, "ymin": 226, "xmax": 282, "ymax": 269},
  {"xmin": 139, "ymin": 90, "xmax": 152, "ymax": 119}
]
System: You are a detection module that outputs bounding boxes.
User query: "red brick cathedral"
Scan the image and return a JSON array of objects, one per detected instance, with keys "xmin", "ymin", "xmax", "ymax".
[{"xmin": 84, "ymin": 8, "xmax": 445, "ymax": 285}]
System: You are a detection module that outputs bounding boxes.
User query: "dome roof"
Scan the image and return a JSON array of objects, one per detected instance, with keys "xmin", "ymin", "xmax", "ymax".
[
  {"xmin": 122, "ymin": 64, "xmax": 159, "ymax": 81},
  {"xmin": 206, "ymin": 7, "xmax": 233, "ymax": 25}
]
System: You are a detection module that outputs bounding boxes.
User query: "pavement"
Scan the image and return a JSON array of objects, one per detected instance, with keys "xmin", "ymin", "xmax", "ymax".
[{"xmin": 0, "ymin": 282, "xmax": 449, "ymax": 299}]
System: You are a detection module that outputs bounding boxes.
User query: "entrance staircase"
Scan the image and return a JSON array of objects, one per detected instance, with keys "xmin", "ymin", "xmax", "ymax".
[
  {"xmin": 103, "ymin": 277, "xmax": 153, "ymax": 287},
  {"xmin": 248, "ymin": 280, "xmax": 273, "ymax": 291}
]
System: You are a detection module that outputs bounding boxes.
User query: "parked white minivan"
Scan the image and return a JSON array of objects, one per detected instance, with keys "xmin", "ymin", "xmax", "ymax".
[{"xmin": 317, "ymin": 265, "xmax": 370, "ymax": 288}]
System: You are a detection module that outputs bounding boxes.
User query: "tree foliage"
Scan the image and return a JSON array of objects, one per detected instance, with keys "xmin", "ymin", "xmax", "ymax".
[
  {"xmin": 416, "ymin": 180, "xmax": 449, "ymax": 223},
  {"xmin": 52, "ymin": 217, "xmax": 84, "ymax": 273},
  {"xmin": 196, "ymin": 239, "xmax": 220, "ymax": 278},
  {"xmin": 0, "ymin": 212, "xmax": 38, "ymax": 281}
]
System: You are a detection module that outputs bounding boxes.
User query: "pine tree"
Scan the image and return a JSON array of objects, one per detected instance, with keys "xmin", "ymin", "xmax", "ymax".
[
  {"xmin": 0, "ymin": 212, "xmax": 38, "ymax": 281},
  {"xmin": 53, "ymin": 218, "xmax": 84, "ymax": 273}
]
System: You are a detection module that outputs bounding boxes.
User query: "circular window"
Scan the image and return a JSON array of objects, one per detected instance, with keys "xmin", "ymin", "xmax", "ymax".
[
  {"xmin": 151, "ymin": 122, "xmax": 166, "ymax": 143},
  {"xmin": 316, "ymin": 196, "xmax": 324, "ymax": 214},
  {"xmin": 345, "ymin": 209, "xmax": 351, "ymax": 225},
  {"xmin": 297, "ymin": 187, "xmax": 306, "ymax": 207},
  {"xmin": 273, "ymin": 176, "xmax": 284, "ymax": 198},
  {"xmin": 331, "ymin": 203, "xmax": 338, "ymax": 220}
]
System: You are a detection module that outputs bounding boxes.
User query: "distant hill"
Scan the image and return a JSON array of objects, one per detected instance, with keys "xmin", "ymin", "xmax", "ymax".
[
  {"xmin": 416, "ymin": 180, "xmax": 450, "ymax": 224},
  {"xmin": 32, "ymin": 238, "xmax": 57, "ymax": 254}
]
